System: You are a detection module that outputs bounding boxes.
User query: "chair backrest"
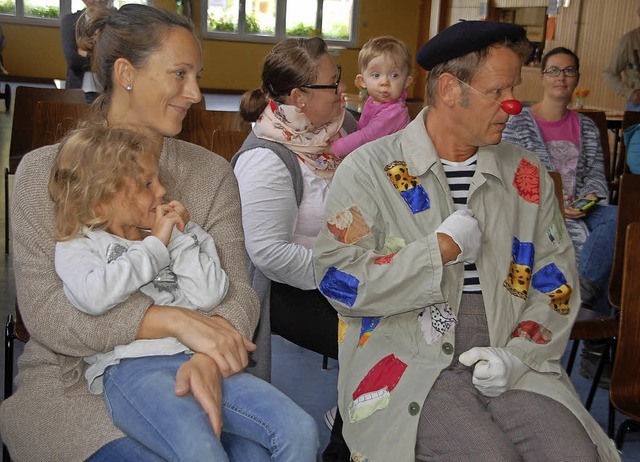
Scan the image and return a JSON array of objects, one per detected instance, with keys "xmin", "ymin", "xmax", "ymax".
[
  {"xmin": 609, "ymin": 173, "xmax": 640, "ymax": 309},
  {"xmin": 406, "ymin": 99, "xmax": 425, "ymax": 120},
  {"xmin": 548, "ymin": 171, "xmax": 565, "ymax": 220},
  {"xmin": 211, "ymin": 129, "xmax": 250, "ymax": 162},
  {"xmin": 577, "ymin": 110, "xmax": 612, "ymax": 183},
  {"xmin": 8, "ymin": 86, "xmax": 86, "ymax": 173},
  {"xmin": 32, "ymin": 101, "xmax": 90, "ymax": 150},
  {"xmin": 610, "ymin": 221, "xmax": 640, "ymax": 421},
  {"xmin": 176, "ymin": 108, "xmax": 251, "ymax": 157}
]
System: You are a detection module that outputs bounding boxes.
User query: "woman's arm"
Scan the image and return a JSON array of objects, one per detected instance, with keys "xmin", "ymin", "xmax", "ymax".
[{"xmin": 233, "ymin": 148, "xmax": 317, "ymax": 290}]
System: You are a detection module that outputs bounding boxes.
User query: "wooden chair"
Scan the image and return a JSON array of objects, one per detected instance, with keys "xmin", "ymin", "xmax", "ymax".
[
  {"xmin": 610, "ymin": 221, "xmax": 640, "ymax": 449},
  {"xmin": 549, "ymin": 171, "xmax": 617, "ymax": 434},
  {"xmin": 211, "ymin": 129, "xmax": 250, "ymax": 162},
  {"xmin": 406, "ymin": 99, "xmax": 425, "ymax": 120},
  {"xmin": 4, "ymin": 86, "xmax": 87, "ymax": 254},
  {"xmin": 608, "ymin": 173, "xmax": 640, "ymax": 310},
  {"xmin": 31, "ymin": 101, "xmax": 90, "ymax": 150},
  {"xmin": 176, "ymin": 107, "xmax": 251, "ymax": 158}
]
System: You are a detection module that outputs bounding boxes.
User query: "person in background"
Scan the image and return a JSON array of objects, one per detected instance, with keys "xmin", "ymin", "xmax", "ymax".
[
  {"xmin": 602, "ymin": 1, "xmax": 640, "ymax": 111},
  {"xmin": 0, "ymin": 5, "xmax": 318, "ymax": 461},
  {"xmin": 503, "ymin": 47, "xmax": 617, "ymax": 387},
  {"xmin": 232, "ymin": 36, "xmax": 355, "ymax": 461},
  {"xmin": 330, "ymin": 36, "xmax": 413, "ymax": 158},
  {"xmin": 60, "ymin": 0, "xmax": 106, "ymax": 102},
  {"xmin": 313, "ymin": 20, "xmax": 618, "ymax": 462},
  {"xmin": 0, "ymin": 25, "xmax": 8, "ymax": 75}
]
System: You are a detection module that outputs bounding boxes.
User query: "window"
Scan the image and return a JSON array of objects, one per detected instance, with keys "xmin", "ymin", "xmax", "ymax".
[
  {"xmin": 0, "ymin": 0, "xmax": 147, "ymax": 25},
  {"xmin": 203, "ymin": 0, "xmax": 359, "ymax": 48}
]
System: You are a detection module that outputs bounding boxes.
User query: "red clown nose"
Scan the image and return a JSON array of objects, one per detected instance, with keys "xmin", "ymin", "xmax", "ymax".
[{"xmin": 500, "ymin": 99, "xmax": 523, "ymax": 115}]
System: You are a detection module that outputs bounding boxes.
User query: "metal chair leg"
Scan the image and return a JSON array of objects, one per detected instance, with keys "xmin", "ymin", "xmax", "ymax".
[{"xmin": 585, "ymin": 339, "xmax": 612, "ymax": 410}]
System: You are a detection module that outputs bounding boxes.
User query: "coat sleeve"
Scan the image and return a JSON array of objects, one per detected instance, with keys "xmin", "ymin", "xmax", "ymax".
[
  {"xmin": 313, "ymin": 157, "xmax": 445, "ymax": 318},
  {"xmin": 55, "ymin": 235, "xmax": 170, "ymax": 315},
  {"xmin": 576, "ymin": 117, "xmax": 610, "ymax": 202},
  {"xmin": 602, "ymin": 32, "xmax": 635, "ymax": 99},
  {"xmin": 168, "ymin": 222, "xmax": 229, "ymax": 311},
  {"xmin": 502, "ymin": 160, "xmax": 580, "ymax": 376}
]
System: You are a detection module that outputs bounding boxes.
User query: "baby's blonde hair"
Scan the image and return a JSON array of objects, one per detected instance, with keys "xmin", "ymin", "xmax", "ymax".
[
  {"xmin": 358, "ymin": 36, "xmax": 413, "ymax": 75},
  {"xmin": 49, "ymin": 126, "xmax": 151, "ymax": 241}
]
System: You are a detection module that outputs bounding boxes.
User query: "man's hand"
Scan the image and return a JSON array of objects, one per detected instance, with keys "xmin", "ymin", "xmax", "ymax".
[
  {"xmin": 175, "ymin": 353, "xmax": 223, "ymax": 437},
  {"xmin": 458, "ymin": 347, "xmax": 528, "ymax": 397},
  {"xmin": 435, "ymin": 209, "xmax": 481, "ymax": 265}
]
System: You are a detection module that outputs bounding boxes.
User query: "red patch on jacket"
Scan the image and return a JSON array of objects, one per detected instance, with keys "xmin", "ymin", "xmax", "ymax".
[
  {"xmin": 374, "ymin": 252, "xmax": 398, "ymax": 265},
  {"xmin": 513, "ymin": 158, "xmax": 540, "ymax": 204},
  {"xmin": 511, "ymin": 320, "xmax": 552, "ymax": 344}
]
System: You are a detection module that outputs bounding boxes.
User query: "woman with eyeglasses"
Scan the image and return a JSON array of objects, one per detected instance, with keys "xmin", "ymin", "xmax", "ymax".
[
  {"xmin": 231, "ymin": 37, "xmax": 355, "ymax": 461},
  {"xmin": 503, "ymin": 47, "xmax": 617, "ymax": 385}
]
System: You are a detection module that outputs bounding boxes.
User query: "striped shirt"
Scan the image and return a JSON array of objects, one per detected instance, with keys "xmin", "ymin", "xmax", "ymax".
[{"xmin": 440, "ymin": 155, "xmax": 481, "ymax": 294}]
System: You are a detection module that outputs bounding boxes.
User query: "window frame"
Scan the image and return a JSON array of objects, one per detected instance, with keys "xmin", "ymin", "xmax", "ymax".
[{"xmin": 201, "ymin": 0, "xmax": 359, "ymax": 48}]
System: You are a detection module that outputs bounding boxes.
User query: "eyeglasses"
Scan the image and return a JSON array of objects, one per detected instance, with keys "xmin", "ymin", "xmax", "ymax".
[
  {"xmin": 300, "ymin": 65, "xmax": 342, "ymax": 94},
  {"xmin": 542, "ymin": 66, "xmax": 578, "ymax": 77}
]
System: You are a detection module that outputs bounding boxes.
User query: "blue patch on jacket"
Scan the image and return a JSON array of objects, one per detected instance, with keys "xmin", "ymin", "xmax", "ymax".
[
  {"xmin": 400, "ymin": 186, "xmax": 430, "ymax": 214},
  {"xmin": 319, "ymin": 267, "xmax": 359, "ymax": 307},
  {"xmin": 532, "ymin": 263, "xmax": 567, "ymax": 293}
]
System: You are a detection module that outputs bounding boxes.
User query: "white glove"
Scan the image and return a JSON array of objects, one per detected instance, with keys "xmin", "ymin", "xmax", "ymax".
[
  {"xmin": 458, "ymin": 347, "xmax": 529, "ymax": 397},
  {"xmin": 435, "ymin": 209, "xmax": 481, "ymax": 264}
]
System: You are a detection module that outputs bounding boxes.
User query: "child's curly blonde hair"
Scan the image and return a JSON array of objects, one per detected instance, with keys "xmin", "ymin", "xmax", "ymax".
[{"xmin": 49, "ymin": 126, "xmax": 151, "ymax": 241}]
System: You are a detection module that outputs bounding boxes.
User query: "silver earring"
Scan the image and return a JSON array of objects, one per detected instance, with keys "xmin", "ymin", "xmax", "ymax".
[{"xmin": 125, "ymin": 85, "xmax": 132, "ymax": 91}]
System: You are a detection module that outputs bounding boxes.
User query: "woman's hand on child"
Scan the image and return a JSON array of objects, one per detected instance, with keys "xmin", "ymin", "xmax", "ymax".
[
  {"xmin": 177, "ymin": 310, "xmax": 257, "ymax": 378},
  {"xmin": 175, "ymin": 352, "xmax": 223, "ymax": 437}
]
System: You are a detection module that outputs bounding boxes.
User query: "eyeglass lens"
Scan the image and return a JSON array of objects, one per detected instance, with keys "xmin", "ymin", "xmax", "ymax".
[{"xmin": 543, "ymin": 67, "xmax": 577, "ymax": 77}]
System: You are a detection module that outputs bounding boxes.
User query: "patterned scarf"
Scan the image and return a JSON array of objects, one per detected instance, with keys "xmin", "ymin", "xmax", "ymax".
[{"xmin": 253, "ymin": 100, "xmax": 345, "ymax": 180}]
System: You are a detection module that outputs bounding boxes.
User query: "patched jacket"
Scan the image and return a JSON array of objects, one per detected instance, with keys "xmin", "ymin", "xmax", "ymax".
[{"xmin": 313, "ymin": 108, "xmax": 619, "ymax": 462}]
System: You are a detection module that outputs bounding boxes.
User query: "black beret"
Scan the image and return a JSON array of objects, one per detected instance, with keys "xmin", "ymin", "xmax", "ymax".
[{"xmin": 416, "ymin": 20, "xmax": 527, "ymax": 71}]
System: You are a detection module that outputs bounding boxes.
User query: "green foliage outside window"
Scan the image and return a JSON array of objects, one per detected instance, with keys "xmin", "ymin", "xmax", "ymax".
[
  {"xmin": 323, "ymin": 24, "xmax": 349, "ymax": 40},
  {"xmin": 0, "ymin": 1, "xmax": 15, "ymax": 13},
  {"xmin": 286, "ymin": 22, "xmax": 313, "ymax": 37},
  {"xmin": 0, "ymin": 0, "xmax": 58, "ymax": 17}
]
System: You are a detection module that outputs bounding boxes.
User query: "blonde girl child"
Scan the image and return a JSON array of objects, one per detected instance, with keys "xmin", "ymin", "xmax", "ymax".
[{"xmin": 49, "ymin": 126, "xmax": 318, "ymax": 462}]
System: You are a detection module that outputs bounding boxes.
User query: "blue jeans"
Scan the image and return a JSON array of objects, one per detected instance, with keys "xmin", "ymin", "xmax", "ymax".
[
  {"xmin": 578, "ymin": 204, "xmax": 617, "ymax": 289},
  {"xmin": 91, "ymin": 354, "xmax": 319, "ymax": 462}
]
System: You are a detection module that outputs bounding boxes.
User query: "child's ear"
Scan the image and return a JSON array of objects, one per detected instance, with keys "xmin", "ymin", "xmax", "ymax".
[
  {"xmin": 404, "ymin": 75, "xmax": 414, "ymax": 89},
  {"xmin": 355, "ymin": 74, "xmax": 366, "ymax": 89}
]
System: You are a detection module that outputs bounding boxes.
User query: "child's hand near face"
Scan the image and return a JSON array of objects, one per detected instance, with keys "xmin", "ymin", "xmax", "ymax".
[{"xmin": 151, "ymin": 201, "xmax": 188, "ymax": 245}]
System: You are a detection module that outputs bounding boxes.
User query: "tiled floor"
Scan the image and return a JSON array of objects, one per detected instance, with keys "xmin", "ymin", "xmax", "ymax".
[{"xmin": 0, "ymin": 82, "xmax": 638, "ymax": 461}]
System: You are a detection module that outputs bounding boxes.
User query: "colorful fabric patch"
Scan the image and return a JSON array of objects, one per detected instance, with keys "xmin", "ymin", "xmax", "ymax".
[
  {"xmin": 503, "ymin": 237, "xmax": 535, "ymax": 300},
  {"xmin": 359, "ymin": 317, "xmax": 381, "ymax": 347},
  {"xmin": 319, "ymin": 267, "xmax": 359, "ymax": 308},
  {"xmin": 374, "ymin": 251, "xmax": 398, "ymax": 265},
  {"xmin": 419, "ymin": 303, "xmax": 457, "ymax": 345},
  {"xmin": 545, "ymin": 213, "xmax": 565, "ymax": 247},
  {"xmin": 511, "ymin": 320, "xmax": 552, "ymax": 344},
  {"xmin": 351, "ymin": 452, "xmax": 370, "ymax": 462},
  {"xmin": 513, "ymin": 158, "xmax": 540, "ymax": 204},
  {"xmin": 349, "ymin": 354, "xmax": 407, "ymax": 423},
  {"xmin": 532, "ymin": 263, "xmax": 572, "ymax": 315},
  {"xmin": 338, "ymin": 319, "xmax": 348, "ymax": 344},
  {"xmin": 383, "ymin": 235, "xmax": 407, "ymax": 254},
  {"xmin": 327, "ymin": 205, "xmax": 371, "ymax": 245},
  {"xmin": 385, "ymin": 161, "xmax": 430, "ymax": 214}
]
